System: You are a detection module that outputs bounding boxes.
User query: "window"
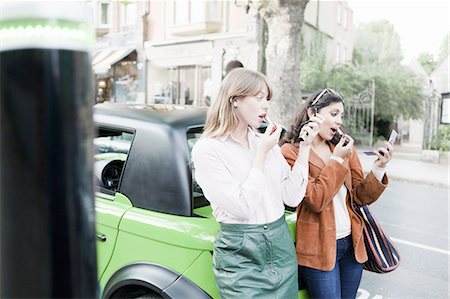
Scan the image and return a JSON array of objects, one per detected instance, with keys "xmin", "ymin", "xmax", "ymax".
[
  {"xmin": 342, "ymin": 46, "xmax": 347, "ymax": 63},
  {"xmin": 173, "ymin": 0, "xmax": 220, "ymax": 25},
  {"xmin": 124, "ymin": 1, "xmax": 136, "ymax": 26},
  {"xmin": 187, "ymin": 129, "xmax": 207, "ymax": 208},
  {"xmin": 174, "ymin": 0, "xmax": 189, "ymax": 25},
  {"xmin": 99, "ymin": 1, "xmax": 111, "ymax": 27},
  {"xmin": 94, "ymin": 128, "xmax": 134, "ymax": 194},
  {"xmin": 153, "ymin": 65, "xmax": 211, "ymax": 106},
  {"xmin": 335, "ymin": 43, "xmax": 341, "ymax": 64},
  {"xmin": 337, "ymin": 3, "xmax": 342, "ymax": 25},
  {"xmin": 342, "ymin": 7, "xmax": 348, "ymax": 29},
  {"xmin": 169, "ymin": 0, "xmax": 221, "ymax": 35}
]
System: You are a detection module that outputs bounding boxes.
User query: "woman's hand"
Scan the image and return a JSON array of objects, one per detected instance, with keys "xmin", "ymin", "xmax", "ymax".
[
  {"xmin": 253, "ymin": 122, "xmax": 282, "ymax": 172},
  {"xmin": 374, "ymin": 141, "xmax": 394, "ymax": 168},
  {"xmin": 332, "ymin": 134, "xmax": 354, "ymax": 160},
  {"xmin": 299, "ymin": 114, "xmax": 324, "ymax": 146},
  {"xmin": 258, "ymin": 122, "xmax": 282, "ymax": 154}
]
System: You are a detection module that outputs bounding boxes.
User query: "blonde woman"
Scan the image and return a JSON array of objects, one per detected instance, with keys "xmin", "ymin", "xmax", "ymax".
[{"xmin": 192, "ymin": 68, "xmax": 323, "ymax": 298}]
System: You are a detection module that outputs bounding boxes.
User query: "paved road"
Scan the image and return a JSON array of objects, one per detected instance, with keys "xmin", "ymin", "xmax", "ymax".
[{"xmin": 357, "ymin": 180, "xmax": 449, "ymax": 299}]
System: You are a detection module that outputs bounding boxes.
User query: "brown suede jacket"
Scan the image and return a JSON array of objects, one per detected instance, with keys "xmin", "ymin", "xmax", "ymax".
[{"xmin": 280, "ymin": 142, "xmax": 388, "ymax": 271}]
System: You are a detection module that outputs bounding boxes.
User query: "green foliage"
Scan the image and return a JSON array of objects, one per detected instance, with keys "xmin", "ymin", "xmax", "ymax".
[
  {"xmin": 325, "ymin": 64, "xmax": 369, "ymax": 98},
  {"xmin": 353, "ymin": 20, "xmax": 403, "ymax": 66},
  {"xmin": 415, "ymin": 33, "xmax": 448, "ymax": 74},
  {"xmin": 300, "ymin": 32, "xmax": 327, "ymax": 91},
  {"xmin": 429, "ymin": 125, "xmax": 450, "ymax": 151},
  {"xmin": 417, "ymin": 52, "xmax": 437, "ymax": 74},
  {"xmin": 299, "ymin": 19, "xmax": 425, "ymax": 142},
  {"xmin": 371, "ymin": 66, "xmax": 424, "ymax": 120}
]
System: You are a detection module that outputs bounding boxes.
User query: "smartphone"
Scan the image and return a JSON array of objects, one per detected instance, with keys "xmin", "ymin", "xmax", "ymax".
[
  {"xmin": 299, "ymin": 108, "xmax": 318, "ymax": 141},
  {"xmin": 330, "ymin": 128, "xmax": 350, "ymax": 146},
  {"xmin": 363, "ymin": 129, "xmax": 397, "ymax": 156},
  {"xmin": 265, "ymin": 116, "xmax": 277, "ymax": 135}
]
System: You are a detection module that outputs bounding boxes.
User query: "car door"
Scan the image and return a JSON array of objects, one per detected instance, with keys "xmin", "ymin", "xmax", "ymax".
[{"xmin": 95, "ymin": 192, "xmax": 132, "ymax": 279}]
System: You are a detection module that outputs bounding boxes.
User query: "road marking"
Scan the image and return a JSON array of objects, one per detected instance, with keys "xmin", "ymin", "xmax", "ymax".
[
  {"xmin": 379, "ymin": 220, "xmax": 448, "ymax": 240},
  {"xmin": 357, "ymin": 288, "xmax": 383, "ymax": 299},
  {"xmin": 357, "ymin": 288, "xmax": 370, "ymax": 299},
  {"xmin": 391, "ymin": 237, "xmax": 450, "ymax": 256}
]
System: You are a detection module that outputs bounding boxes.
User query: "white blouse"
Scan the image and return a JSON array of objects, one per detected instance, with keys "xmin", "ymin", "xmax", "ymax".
[
  {"xmin": 192, "ymin": 128, "xmax": 308, "ymax": 224},
  {"xmin": 331, "ymin": 156, "xmax": 386, "ymax": 239}
]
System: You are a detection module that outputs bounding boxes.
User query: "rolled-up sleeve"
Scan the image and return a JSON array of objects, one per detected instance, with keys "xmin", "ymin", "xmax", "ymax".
[{"xmin": 192, "ymin": 140, "xmax": 265, "ymax": 221}]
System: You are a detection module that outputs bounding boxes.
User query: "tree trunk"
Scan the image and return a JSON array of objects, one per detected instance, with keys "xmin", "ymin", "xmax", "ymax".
[{"xmin": 256, "ymin": 0, "xmax": 309, "ymax": 126}]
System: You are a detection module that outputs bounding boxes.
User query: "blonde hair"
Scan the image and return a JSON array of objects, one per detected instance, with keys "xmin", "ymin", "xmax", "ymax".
[{"xmin": 203, "ymin": 68, "xmax": 272, "ymax": 138}]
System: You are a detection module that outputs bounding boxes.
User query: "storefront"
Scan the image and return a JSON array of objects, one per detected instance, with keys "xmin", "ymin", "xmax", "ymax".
[
  {"xmin": 92, "ymin": 48, "xmax": 138, "ymax": 103},
  {"xmin": 144, "ymin": 34, "xmax": 260, "ymax": 106}
]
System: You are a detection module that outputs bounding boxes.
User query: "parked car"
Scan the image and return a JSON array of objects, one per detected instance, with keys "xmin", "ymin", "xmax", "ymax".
[{"xmin": 94, "ymin": 103, "xmax": 308, "ymax": 299}]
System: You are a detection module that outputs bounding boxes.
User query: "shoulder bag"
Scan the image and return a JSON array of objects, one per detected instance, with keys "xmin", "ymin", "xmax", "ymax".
[{"xmin": 354, "ymin": 203, "xmax": 400, "ymax": 273}]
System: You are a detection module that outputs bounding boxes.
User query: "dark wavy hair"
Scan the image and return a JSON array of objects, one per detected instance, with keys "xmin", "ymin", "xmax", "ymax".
[{"xmin": 280, "ymin": 88, "xmax": 344, "ymax": 145}]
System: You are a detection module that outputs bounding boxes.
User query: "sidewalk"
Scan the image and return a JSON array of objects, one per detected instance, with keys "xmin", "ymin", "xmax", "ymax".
[{"xmin": 356, "ymin": 146, "xmax": 449, "ymax": 188}]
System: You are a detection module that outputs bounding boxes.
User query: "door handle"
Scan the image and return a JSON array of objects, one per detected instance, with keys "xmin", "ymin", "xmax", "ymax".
[{"xmin": 96, "ymin": 233, "xmax": 106, "ymax": 242}]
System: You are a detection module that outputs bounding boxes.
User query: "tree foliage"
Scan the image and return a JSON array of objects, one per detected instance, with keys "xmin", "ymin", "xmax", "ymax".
[
  {"xmin": 352, "ymin": 20, "xmax": 424, "ymax": 121},
  {"xmin": 353, "ymin": 20, "xmax": 403, "ymax": 66},
  {"xmin": 416, "ymin": 32, "xmax": 449, "ymax": 74},
  {"xmin": 417, "ymin": 52, "xmax": 437, "ymax": 74},
  {"xmin": 300, "ymin": 20, "xmax": 424, "ymax": 138},
  {"xmin": 299, "ymin": 32, "xmax": 327, "ymax": 91}
]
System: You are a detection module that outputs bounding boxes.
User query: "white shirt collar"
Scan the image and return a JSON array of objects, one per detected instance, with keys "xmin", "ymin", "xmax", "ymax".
[{"xmin": 217, "ymin": 127, "xmax": 260, "ymax": 143}]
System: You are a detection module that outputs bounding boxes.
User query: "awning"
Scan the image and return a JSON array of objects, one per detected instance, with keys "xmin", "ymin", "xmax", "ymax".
[{"xmin": 92, "ymin": 48, "xmax": 135, "ymax": 74}]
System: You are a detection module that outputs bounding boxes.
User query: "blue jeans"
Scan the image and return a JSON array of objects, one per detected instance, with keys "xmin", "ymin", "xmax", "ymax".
[{"xmin": 299, "ymin": 235, "xmax": 363, "ymax": 299}]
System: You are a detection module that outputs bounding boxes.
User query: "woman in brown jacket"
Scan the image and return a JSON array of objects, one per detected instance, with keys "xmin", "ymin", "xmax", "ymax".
[{"xmin": 280, "ymin": 88, "xmax": 394, "ymax": 299}]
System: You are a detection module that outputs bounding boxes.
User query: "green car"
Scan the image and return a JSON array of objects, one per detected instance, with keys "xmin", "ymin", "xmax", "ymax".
[{"xmin": 94, "ymin": 103, "xmax": 308, "ymax": 299}]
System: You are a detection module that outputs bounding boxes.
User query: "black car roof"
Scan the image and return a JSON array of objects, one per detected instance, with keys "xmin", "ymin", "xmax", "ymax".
[
  {"xmin": 93, "ymin": 103, "xmax": 207, "ymax": 216},
  {"xmin": 93, "ymin": 103, "xmax": 208, "ymax": 128}
]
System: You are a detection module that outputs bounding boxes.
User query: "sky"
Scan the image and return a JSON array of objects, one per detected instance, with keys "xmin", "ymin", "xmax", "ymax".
[{"xmin": 348, "ymin": 0, "xmax": 450, "ymax": 62}]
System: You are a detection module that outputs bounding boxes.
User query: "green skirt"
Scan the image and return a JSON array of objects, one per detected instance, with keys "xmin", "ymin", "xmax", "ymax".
[{"xmin": 213, "ymin": 216, "xmax": 298, "ymax": 299}]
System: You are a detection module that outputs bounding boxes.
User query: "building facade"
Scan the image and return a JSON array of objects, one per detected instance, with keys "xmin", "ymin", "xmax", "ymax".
[
  {"xmin": 89, "ymin": 0, "xmax": 148, "ymax": 103},
  {"xmin": 143, "ymin": 1, "xmax": 261, "ymax": 106},
  {"xmin": 303, "ymin": 0, "xmax": 354, "ymax": 65},
  {"xmin": 91, "ymin": 0, "xmax": 354, "ymax": 106}
]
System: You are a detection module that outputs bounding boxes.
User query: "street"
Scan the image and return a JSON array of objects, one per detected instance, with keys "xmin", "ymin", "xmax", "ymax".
[{"xmin": 357, "ymin": 180, "xmax": 449, "ymax": 299}]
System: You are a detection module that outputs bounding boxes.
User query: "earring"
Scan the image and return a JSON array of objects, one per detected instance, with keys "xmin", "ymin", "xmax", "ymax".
[{"xmin": 233, "ymin": 102, "xmax": 238, "ymax": 108}]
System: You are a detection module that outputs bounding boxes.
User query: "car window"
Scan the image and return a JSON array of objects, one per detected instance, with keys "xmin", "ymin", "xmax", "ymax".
[
  {"xmin": 94, "ymin": 128, "xmax": 134, "ymax": 195},
  {"xmin": 187, "ymin": 129, "xmax": 208, "ymax": 208}
]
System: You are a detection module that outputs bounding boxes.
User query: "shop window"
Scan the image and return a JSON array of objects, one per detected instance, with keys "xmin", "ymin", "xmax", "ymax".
[
  {"xmin": 168, "ymin": 0, "xmax": 222, "ymax": 36},
  {"xmin": 152, "ymin": 66, "xmax": 211, "ymax": 106},
  {"xmin": 114, "ymin": 60, "xmax": 139, "ymax": 103},
  {"xmin": 200, "ymin": 67, "xmax": 212, "ymax": 106}
]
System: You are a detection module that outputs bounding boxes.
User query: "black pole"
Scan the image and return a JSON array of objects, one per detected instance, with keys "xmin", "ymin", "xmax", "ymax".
[{"xmin": 0, "ymin": 3, "xmax": 97, "ymax": 298}]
